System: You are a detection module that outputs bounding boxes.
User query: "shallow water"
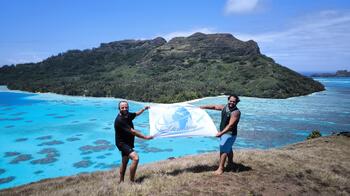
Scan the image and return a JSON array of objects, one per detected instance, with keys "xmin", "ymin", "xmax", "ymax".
[{"xmin": 0, "ymin": 77, "xmax": 349, "ymax": 189}]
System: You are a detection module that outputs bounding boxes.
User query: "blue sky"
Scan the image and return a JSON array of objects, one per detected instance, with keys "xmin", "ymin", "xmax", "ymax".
[{"xmin": 0, "ymin": 0, "xmax": 349, "ymax": 72}]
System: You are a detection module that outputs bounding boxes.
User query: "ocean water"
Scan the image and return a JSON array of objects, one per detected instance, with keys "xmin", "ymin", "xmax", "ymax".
[{"xmin": 0, "ymin": 78, "xmax": 349, "ymax": 189}]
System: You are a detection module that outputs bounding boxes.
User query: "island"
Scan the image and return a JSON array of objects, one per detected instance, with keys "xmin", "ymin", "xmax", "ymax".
[
  {"xmin": 311, "ymin": 70, "xmax": 350, "ymax": 77},
  {"xmin": 0, "ymin": 33, "xmax": 324, "ymax": 103}
]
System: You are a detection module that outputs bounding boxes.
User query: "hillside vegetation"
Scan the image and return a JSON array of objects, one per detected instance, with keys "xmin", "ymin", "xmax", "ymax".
[{"xmin": 0, "ymin": 33, "xmax": 324, "ymax": 103}]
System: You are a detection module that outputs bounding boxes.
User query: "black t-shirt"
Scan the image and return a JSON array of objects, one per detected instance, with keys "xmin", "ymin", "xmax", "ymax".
[{"xmin": 114, "ymin": 112, "xmax": 136, "ymax": 148}]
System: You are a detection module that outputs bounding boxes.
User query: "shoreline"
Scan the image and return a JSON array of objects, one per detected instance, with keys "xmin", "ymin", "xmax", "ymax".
[
  {"xmin": 0, "ymin": 85, "xmax": 326, "ymax": 104},
  {"xmin": 1, "ymin": 134, "xmax": 349, "ymax": 195}
]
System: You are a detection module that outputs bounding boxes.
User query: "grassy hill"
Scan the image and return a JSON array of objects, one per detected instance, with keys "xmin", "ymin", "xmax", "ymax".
[
  {"xmin": 0, "ymin": 33, "xmax": 324, "ymax": 103},
  {"xmin": 1, "ymin": 135, "xmax": 349, "ymax": 195}
]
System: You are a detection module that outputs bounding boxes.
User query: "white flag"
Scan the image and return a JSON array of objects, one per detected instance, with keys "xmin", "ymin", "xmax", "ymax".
[{"xmin": 149, "ymin": 103, "xmax": 217, "ymax": 138}]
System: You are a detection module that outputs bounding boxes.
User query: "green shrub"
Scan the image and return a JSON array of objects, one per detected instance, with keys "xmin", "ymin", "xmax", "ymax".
[{"xmin": 307, "ymin": 130, "xmax": 322, "ymax": 140}]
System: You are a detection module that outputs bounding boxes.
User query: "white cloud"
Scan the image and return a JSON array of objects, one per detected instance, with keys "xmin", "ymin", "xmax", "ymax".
[
  {"xmin": 225, "ymin": 0, "xmax": 259, "ymax": 14},
  {"xmin": 161, "ymin": 28, "xmax": 217, "ymax": 41},
  {"xmin": 4, "ymin": 52, "xmax": 50, "ymax": 65},
  {"xmin": 235, "ymin": 10, "xmax": 350, "ymax": 72}
]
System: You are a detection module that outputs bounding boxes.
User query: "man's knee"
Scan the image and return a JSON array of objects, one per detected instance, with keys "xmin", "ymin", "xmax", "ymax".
[{"xmin": 129, "ymin": 152, "xmax": 139, "ymax": 162}]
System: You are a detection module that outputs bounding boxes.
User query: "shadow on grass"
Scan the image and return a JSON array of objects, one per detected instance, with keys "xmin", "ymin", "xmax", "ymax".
[
  {"xmin": 136, "ymin": 162, "xmax": 252, "ymax": 183},
  {"xmin": 166, "ymin": 164, "xmax": 218, "ymax": 176},
  {"xmin": 135, "ymin": 175, "xmax": 149, "ymax": 183},
  {"xmin": 167, "ymin": 162, "xmax": 252, "ymax": 176},
  {"xmin": 226, "ymin": 162, "xmax": 252, "ymax": 173}
]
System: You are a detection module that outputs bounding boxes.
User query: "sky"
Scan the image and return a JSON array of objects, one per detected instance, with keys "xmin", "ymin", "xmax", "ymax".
[{"xmin": 0, "ymin": 0, "xmax": 349, "ymax": 72}]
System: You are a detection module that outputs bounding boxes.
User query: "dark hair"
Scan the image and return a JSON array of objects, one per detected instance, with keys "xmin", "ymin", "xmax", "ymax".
[
  {"xmin": 227, "ymin": 94, "xmax": 240, "ymax": 103},
  {"xmin": 118, "ymin": 100, "xmax": 128, "ymax": 110}
]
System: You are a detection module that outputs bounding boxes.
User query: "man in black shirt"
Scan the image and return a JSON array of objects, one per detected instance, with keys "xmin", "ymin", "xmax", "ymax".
[
  {"xmin": 114, "ymin": 100, "xmax": 153, "ymax": 182},
  {"xmin": 200, "ymin": 95, "xmax": 241, "ymax": 175}
]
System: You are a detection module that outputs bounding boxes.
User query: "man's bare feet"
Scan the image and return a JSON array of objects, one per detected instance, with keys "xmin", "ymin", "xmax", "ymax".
[{"xmin": 213, "ymin": 168, "xmax": 224, "ymax": 175}]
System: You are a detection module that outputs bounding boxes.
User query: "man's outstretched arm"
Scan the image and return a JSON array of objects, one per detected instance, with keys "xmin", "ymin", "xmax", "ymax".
[
  {"xmin": 130, "ymin": 128, "xmax": 153, "ymax": 140},
  {"xmin": 135, "ymin": 106, "xmax": 150, "ymax": 116},
  {"xmin": 200, "ymin": 105, "xmax": 225, "ymax": 111}
]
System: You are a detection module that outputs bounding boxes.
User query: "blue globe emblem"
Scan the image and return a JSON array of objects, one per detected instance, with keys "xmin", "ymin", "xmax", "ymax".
[
  {"xmin": 155, "ymin": 106, "xmax": 193, "ymax": 133},
  {"xmin": 172, "ymin": 107, "xmax": 192, "ymax": 130}
]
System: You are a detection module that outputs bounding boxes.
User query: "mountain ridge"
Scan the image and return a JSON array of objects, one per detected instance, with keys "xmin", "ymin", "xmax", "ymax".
[{"xmin": 0, "ymin": 32, "xmax": 324, "ymax": 103}]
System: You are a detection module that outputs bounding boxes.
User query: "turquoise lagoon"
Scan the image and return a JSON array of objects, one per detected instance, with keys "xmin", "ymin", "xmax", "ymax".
[{"xmin": 0, "ymin": 78, "xmax": 349, "ymax": 189}]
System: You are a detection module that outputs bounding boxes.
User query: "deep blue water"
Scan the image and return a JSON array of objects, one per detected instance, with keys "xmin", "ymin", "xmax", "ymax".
[
  {"xmin": 0, "ymin": 78, "xmax": 349, "ymax": 189},
  {"xmin": 0, "ymin": 92, "xmax": 44, "ymax": 106}
]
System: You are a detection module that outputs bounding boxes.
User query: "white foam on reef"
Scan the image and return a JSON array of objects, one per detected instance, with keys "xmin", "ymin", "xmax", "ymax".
[
  {"xmin": 0, "ymin": 85, "xmax": 327, "ymax": 105},
  {"xmin": 0, "ymin": 86, "xmax": 226, "ymax": 106},
  {"xmin": 185, "ymin": 95, "xmax": 227, "ymax": 104},
  {"xmin": 0, "ymin": 85, "xmax": 149, "ymax": 106},
  {"xmin": 27, "ymin": 92, "xmax": 117, "ymax": 101},
  {"xmin": 28, "ymin": 92, "xmax": 153, "ymax": 107},
  {"xmin": 0, "ymin": 85, "xmax": 33, "ymax": 94},
  {"xmin": 0, "ymin": 85, "xmax": 9, "ymax": 91}
]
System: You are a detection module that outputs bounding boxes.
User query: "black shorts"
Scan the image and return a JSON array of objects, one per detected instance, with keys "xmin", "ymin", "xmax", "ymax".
[{"xmin": 116, "ymin": 143, "xmax": 134, "ymax": 157}]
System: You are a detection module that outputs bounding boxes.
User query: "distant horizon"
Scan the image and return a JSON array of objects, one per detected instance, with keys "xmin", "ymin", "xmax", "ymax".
[{"xmin": 298, "ymin": 71, "xmax": 350, "ymax": 77}]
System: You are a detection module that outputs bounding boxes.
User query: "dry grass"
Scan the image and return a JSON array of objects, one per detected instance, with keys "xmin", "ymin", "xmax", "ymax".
[{"xmin": 1, "ymin": 135, "xmax": 349, "ymax": 196}]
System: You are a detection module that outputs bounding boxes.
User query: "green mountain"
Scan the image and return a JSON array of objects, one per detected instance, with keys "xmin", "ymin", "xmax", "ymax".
[{"xmin": 0, "ymin": 33, "xmax": 324, "ymax": 103}]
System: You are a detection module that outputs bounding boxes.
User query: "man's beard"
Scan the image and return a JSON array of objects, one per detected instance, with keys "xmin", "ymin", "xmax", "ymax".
[
  {"xmin": 229, "ymin": 104, "xmax": 236, "ymax": 109},
  {"xmin": 121, "ymin": 110, "xmax": 129, "ymax": 116}
]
